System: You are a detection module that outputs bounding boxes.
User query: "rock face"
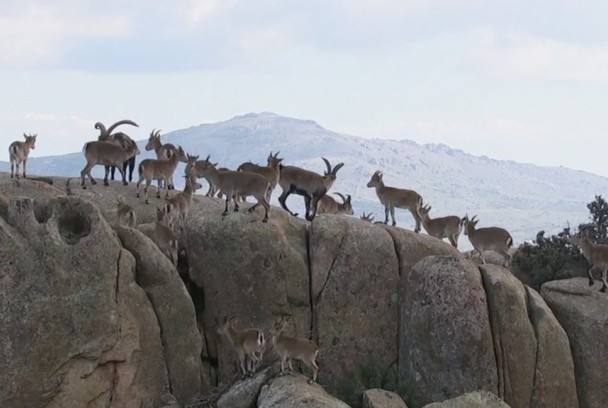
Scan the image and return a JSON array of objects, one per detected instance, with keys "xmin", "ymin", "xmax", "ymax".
[
  {"xmin": 363, "ymin": 388, "xmax": 408, "ymax": 408},
  {"xmin": 0, "ymin": 197, "xmax": 170, "ymax": 407},
  {"xmin": 309, "ymin": 216, "xmax": 400, "ymax": 385},
  {"xmin": 117, "ymin": 226, "xmax": 204, "ymax": 404},
  {"xmin": 422, "ymin": 391, "xmax": 511, "ymax": 408},
  {"xmin": 542, "ymin": 278, "xmax": 608, "ymax": 408},
  {"xmin": 400, "ymin": 256, "xmax": 498, "ymax": 407},
  {"xmin": 480, "ymin": 265, "xmax": 536, "ymax": 408},
  {"xmin": 257, "ymin": 373, "xmax": 352, "ymax": 408},
  {"xmin": 185, "ymin": 199, "xmax": 311, "ymax": 384},
  {"xmin": 217, "ymin": 366, "xmax": 278, "ymax": 408},
  {"xmin": 526, "ymin": 288, "xmax": 579, "ymax": 408}
]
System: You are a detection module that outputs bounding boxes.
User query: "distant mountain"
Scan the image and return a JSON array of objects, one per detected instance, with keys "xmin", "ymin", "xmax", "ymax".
[{"xmin": 2, "ymin": 112, "xmax": 606, "ymax": 245}]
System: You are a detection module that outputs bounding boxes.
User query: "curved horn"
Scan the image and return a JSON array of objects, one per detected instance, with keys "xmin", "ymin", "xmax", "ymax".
[
  {"xmin": 274, "ymin": 151, "xmax": 280, "ymax": 158},
  {"xmin": 105, "ymin": 119, "xmax": 139, "ymax": 136},
  {"xmin": 346, "ymin": 194, "xmax": 351, "ymax": 203},
  {"xmin": 331, "ymin": 162, "xmax": 344, "ymax": 175},
  {"xmin": 94, "ymin": 122, "xmax": 108, "ymax": 136},
  {"xmin": 154, "ymin": 129, "xmax": 162, "ymax": 138},
  {"xmin": 333, "ymin": 192, "xmax": 347, "ymax": 203},
  {"xmin": 321, "ymin": 157, "xmax": 332, "ymax": 174},
  {"xmin": 205, "ymin": 154, "xmax": 211, "ymax": 162}
]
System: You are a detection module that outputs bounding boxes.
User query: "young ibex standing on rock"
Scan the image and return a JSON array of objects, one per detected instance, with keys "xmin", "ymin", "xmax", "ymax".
[
  {"xmin": 136, "ymin": 146, "xmax": 187, "ymax": 204},
  {"xmin": 9, "ymin": 133, "xmax": 37, "ymax": 179},
  {"xmin": 196, "ymin": 155, "xmax": 272, "ymax": 222},
  {"xmin": 418, "ymin": 204, "xmax": 465, "ymax": 248},
  {"xmin": 463, "ymin": 215, "xmax": 513, "ymax": 267},
  {"xmin": 115, "ymin": 199, "xmax": 137, "ymax": 227},
  {"xmin": 366, "ymin": 170, "xmax": 423, "ymax": 231},
  {"xmin": 278, "ymin": 157, "xmax": 344, "ymax": 221},
  {"xmin": 237, "ymin": 151, "xmax": 283, "ymax": 201},
  {"xmin": 164, "ymin": 155, "xmax": 201, "ymax": 228},
  {"xmin": 217, "ymin": 315, "xmax": 266, "ymax": 377},
  {"xmin": 80, "ymin": 139, "xmax": 140, "ymax": 188},
  {"xmin": 137, "ymin": 207, "xmax": 179, "ymax": 267},
  {"xmin": 144, "ymin": 129, "xmax": 178, "ymax": 189},
  {"xmin": 569, "ymin": 226, "xmax": 608, "ymax": 292},
  {"xmin": 96, "ymin": 119, "xmax": 139, "ymax": 183},
  {"xmin": 316, "ymin": 192, "xmax": 354, "ymax": 215},
  {"xmin": 270, "ymin": 314, "xmax": 320, "ymax": 384}
]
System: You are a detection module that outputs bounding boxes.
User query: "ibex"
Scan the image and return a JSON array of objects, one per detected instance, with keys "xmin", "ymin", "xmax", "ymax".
[
  {"xmin": 278, "ymin": 157, "xmax": 344, "ymax": 221},
  {"xmin": 316, "ymin": 192, "xmax": 354, "ymax": 215},
  {"xmin": 463, "ymin": 215, "xmax": 513, "ymax": 267},
  {"xmin": 569, "ymin": 226, "xmax": 608, "ymax": 292},
  {"xmin": 217, "ymin": 315, "xmax": 266, "ymax": 377},
  {"xmin": 270, "ymin": 314, "xmax": 320, "ymax": 384},
  {"xmin": 195, "ymin": 155, "xmax": 272, "ymax": 222},
  {"xmin": 237, "ymin": 151, "xmax": 283, "ymax": 201},
  {"xmin": 80, "ymin": 139, "xmax": 140, "ymax": 188},
  {"xmin": 137, "ymin": 207, "xmax": 179, "ymax": 267},
  {"xmin": 164, "ymin": 155, "xmax": 201, "ymax": 229},
  {"xmin": 116, "ymin": 199, "xmax": 137, "ymax": 227},
  {"xmin": 144, "ymin": 129, "xmax": 178, "ymax": 189},
  {"xmin": 8, "ymin": 133, "xmax": 37, "ymax": 179},
  {"xmin": 418, "ymin": 204, "xmax": 465, "ymax": 248},
  {"xmin": 366, "ymin": 170, "xmax": 423, "ymax": 232},
  {"xmin": 136, "ymin": 146, "xmax": 187, "ymax": 204},
  {"xmin": 96, "ymin": 119, "xmax": 139, "ymax": 183}
]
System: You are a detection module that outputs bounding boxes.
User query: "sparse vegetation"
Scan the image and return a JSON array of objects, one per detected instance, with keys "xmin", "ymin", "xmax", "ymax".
[{"xmin": 513, "ymin": 195, "xmax": 608, "ymax": 288}]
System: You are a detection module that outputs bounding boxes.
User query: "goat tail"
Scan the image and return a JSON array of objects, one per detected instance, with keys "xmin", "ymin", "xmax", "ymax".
[{"xmin": 137, "ymin": 162, "xmax": 144, "ymax": 176}]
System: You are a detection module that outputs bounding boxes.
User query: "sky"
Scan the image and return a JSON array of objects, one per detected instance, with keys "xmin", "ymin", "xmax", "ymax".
[{"xmin": 1, "ymin": 0, "xmax": 608, "ymax": 176}]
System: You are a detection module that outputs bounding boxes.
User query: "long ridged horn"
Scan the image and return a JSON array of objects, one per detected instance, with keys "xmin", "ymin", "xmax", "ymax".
[
  {"xmin": 331, "ymin": 162, "xmax": 344, "ymax": 176},
  {"xmin": 321, "ymin": 157, "xmax": 332, "ymax": 175},
  {"xmin": 333, "ymin": 192, "xmax": 347, "ymax": 203},
  {"xmin": 105, "ymin": 119, "xmax": 139, "ymax": 137}
]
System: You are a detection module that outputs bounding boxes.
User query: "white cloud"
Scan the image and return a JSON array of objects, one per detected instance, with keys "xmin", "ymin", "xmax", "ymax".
[
  {"xmin": 472, "ymin": 30, "xmax": 608, "ymax": 82},
  {"xmin": 237, "ymin": 25, "xmax": 295, "ymax": 61},
  {"xmin": 0, "ymin": 5, "xmax": 131, "ymax": 68},
  {"xmin": 185, "ymin": 0, "xmax": 238, "ymax": 24}
]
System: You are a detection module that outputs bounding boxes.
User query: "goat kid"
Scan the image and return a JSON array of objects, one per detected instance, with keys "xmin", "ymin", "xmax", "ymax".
[
  {"xmin": 366, "ymin": 170, "xmax": 423, "ymax": 232},
  {"xmin": 463, "ymin": 215, "xmax": 513, "ymax": 267},
  {"xmin": 569, "ymin": 226, "xmax": 608, "ymax": 292},
  {"xmin": 217, "ymin": 315, "xmax": 266, "ymax": 377},
  {"xmin": 136, "ymin": 146, "xmax": 187, "ymax": 204},
  {"xmin": 418, "ymin": 204, "xmax": 465, "ymax": 248},
  {"xmin": 9, "ymin": 133, "xmax": 37, "ymax": 179}
]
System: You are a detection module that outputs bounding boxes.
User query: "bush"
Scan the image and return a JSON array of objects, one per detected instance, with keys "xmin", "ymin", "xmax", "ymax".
[{"xmin": 513, "ymin": 227, "xmax": 584, "ymax": 289}]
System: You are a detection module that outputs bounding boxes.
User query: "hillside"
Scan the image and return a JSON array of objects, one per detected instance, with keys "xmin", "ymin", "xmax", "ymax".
[{"xmin": 2, "ymin": 112, "xmax": 606, "ymax": 243}]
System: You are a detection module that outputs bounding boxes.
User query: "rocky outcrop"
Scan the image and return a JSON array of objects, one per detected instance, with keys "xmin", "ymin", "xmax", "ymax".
[
  {"xmin": 117, "ymin": 226, "xmax": 204, "ymax": 404},
  {"xmin": 526, "ymin": 288, "xmax": 578, "ymax": 408},
  {"xmin": 310, "ymin": 216, "xmax": 400, "ymax": 386},
  {"xmin": 0, "ymin": 196, "xmax": 170, "ymax": 407},
  {"xmin": 541, "ymin": 278, "xmax": 608, "ymax": 408},
  {"xmin": 422, "ymin": 391, "xmax": 511, "ymax": 408},
  {"xmin": 185, "ymin": 200, "xmax": 311, "ymax": 384},
  {"xmin": 480, "ymin": 265, "xmax": 536, "ymax": 408},
  {"xmin": 257, "ymin": 374, "xmax": 351, "ymax": 408},
  {"xmin": 400, "ymin": 256, "xmax": 498, "ymax": 407},
  {"xmin": 363, "ymin": 388, "xmax": 408, "ymax": 408},
  {"xmin": 217, "ymin": 366, "xmax": 278, "ymax": 408}
]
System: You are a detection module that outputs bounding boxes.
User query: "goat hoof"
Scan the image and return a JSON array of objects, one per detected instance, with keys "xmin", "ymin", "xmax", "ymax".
[
  {"xmin": 123, "ymin": 181, "xmax": 128, "ymax": 186},
  {"xmin": 601, "ymin": 286, "xmax": 607, "ymax": 293},
  {"xmin": 104, "ymin": 182, "xmax": 109, "ymax": 187},
  {"xmin": 262, "ymin": 218, "xmax": 268, "ymax": 223},
  {"xmin": 82, "ymin": 185, "xmax": 87, "ymax": 190},
  {"xmin": 222, "ymin": 211, "xmax": 228, "ymax": 217},
  {"xmin": 589, "ymin": 279, "xmax": 594, "ymax": 286},
  {"xmin": 91, "ymin": 180, "xmax": 97, "ymax": 185},
  {"xmin": 145, "ymin": 200, "xmax": 149, "ymax": 205}
]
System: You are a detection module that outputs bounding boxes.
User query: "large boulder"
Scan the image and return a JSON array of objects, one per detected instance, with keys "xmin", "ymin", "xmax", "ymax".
[
  {"xmin": 526, "ymin": 288, "xmax": 578, "ymax": 408},
  {"xmin": 541, "ymin": 278, "xmax": 608, "ymax": 408},
  {"xmin": 117, "ymin": 226, "xmax": 203, "ymax": 405},
  {"xmin": 185, "ymin": 198, "xmax": 311, "ymax": 384},
  {"xmin": 257, "ymin": 373, "xmax": 351, "ymax": 408},
  {"xmin": 217, "ymin": 366, "xmax": 278, "ymax": 408},
  {"xmin": 363, "ymin": 388, "xmax": 408, "ymax": 408},
  {"xmin": 422, "ymin": 391, "xmax": 511, "ymax": 408},
  {"xmin": 309, "ymin": 216, "xmax": 400, "ymax": 388},
  {"xmin": 480, "ymin": 265, "xmax": 536, "ymax": 408},
  {"xmin": 0, "ymin": 196, "xmax": 169, "ymax": 407},
  {"xmin": 400, "ymin": 256, "xmax": 498, "ymax": 407}
]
